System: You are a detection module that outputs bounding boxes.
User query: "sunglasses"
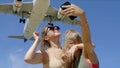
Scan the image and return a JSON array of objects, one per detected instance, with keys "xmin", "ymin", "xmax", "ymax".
[
  {"xmin": 45, "ymin": 25, "xmax": 60, "ymax": 35},
  {"xmin": 47, "ymin": 26, "xmax": 60, "ymax": 30}
]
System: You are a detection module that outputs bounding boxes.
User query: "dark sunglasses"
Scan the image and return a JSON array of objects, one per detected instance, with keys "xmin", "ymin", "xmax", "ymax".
[
  {"xmin": 47, "ymin": 26, "xmax": 60, "ymax": 30},
  {"xmin": 45, "ymin": 25, "xmax": 60, "ymax": 35}
]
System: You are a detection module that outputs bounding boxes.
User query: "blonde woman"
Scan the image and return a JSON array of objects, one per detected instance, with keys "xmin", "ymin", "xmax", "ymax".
[
  {"xmin": 61, "ymin": 4, "xmax": 99, "ymax": 68},
  {"xmin": 24, "ymin": 24, "xmax": 66, "ymax": 68}
]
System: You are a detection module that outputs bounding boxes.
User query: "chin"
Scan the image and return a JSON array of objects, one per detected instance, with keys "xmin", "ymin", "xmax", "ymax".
[
  {"xmin": 55, "ymin": 34, "xmax": 61, "ymax": 38},
  {"xmin": 55, "ymin": 32, "xmax": 61, "ymax": 36}
]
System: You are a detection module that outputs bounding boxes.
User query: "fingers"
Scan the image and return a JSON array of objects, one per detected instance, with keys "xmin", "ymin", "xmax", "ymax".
[
  {"xmin": 33, "ymin": 32, "xmax": 39, "ymax": 37},
  {"xmin": 61, "ymin": 54, "xmax": 67, "ymax": 61},
  {"xmin": 33, "ymin": 32, "xmax": 40, "ymax": 40},
  {"xmin": 61, "ymin": 4, "xmax": 84, "ymax": 17},
  {"xmin": 34, "ymin": 32, "xmax": 39, "ymax": 36},
  {"xmin": 61, "ymin": 5, "xmax": 75, "ymax": 16}
]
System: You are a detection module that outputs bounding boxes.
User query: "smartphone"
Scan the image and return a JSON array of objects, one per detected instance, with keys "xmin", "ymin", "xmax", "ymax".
[
  {"xmin": 60, "ymin": 1, "xmax": 77, "ymax": 20},
  {"xmin": 61, "ymin": 1, "xmax": 71, "ymax": 10}
]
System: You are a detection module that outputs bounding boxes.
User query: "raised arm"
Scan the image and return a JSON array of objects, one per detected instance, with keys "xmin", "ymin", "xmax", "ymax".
[
  {"xmin": 61, "ymin": 4, "xmax": 99, "ymax": 64},
  {"xmin": 24, "ymin": 32, "xmax": 44, "ymax": 64},
  {"xmin": 78, "ymin": 6, "xmax": 99, "ymax": 64}
]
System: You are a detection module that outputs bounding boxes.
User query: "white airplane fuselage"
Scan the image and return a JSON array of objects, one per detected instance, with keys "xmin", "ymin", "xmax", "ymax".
[
  {"xmin": 24, "ymin": 0, "xmax": 50, "ymax": 39},
  {"xmin": 0, "ymin": 0, "xmax": 80, "ymax": 41}
]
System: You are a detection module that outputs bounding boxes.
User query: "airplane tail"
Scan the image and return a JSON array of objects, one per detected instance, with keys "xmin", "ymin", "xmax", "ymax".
[{"xmin": 8, "ymin": 35, "xmax": 34, "ymax": 42}]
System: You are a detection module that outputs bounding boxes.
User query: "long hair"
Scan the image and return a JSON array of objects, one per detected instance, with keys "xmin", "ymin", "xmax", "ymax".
[
  {"xmin": 40, "ymin": 25, "xmax": 51, "ymax": 50},
  {"xmin": 63, "ymin": 29, "xmax": 82, "ymax": 68},
  {"xmin": 63, "ymin": 29, "xmax": 82, "ymax": 52}
]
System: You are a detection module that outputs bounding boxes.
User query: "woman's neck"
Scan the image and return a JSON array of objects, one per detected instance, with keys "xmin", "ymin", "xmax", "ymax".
[{"xmin": 49, "ymin": 40, "xmax": 61, "ymax": 48}]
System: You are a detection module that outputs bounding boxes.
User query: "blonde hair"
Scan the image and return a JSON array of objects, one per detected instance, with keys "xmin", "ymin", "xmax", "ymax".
[
  {"xmin": 63, "ymin": 29, "xmax": 82, "ymax": 52},
  {"xmin": 40, "ymin": 25, "xmax": 50, "ymax": 50},
  {"xmin": 63, "ymin": 29, "xmax": 82, "ymax": 68}
]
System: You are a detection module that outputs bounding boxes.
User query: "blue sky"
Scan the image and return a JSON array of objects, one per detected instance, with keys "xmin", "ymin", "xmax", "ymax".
[{"xmin": 0, "ymin": 0, "xmax": 120, "ymax": 68}]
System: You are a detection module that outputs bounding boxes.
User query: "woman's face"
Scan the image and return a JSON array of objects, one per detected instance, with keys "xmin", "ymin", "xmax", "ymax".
[
  {"xmin": 66, "ymin": 39, "xmax": 79, "ymax": 49},
  {"xmin": 45, "ymin": 25, "xmax": 61, "ymax": 39}
]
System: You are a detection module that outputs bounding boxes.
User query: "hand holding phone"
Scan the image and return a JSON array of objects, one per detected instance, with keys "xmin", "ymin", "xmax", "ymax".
[{"xmin": 60, "ymin": 1, "xmax": 77, "ymax": 20}]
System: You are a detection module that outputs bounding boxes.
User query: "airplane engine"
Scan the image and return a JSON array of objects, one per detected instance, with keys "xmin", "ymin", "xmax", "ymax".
[{"xmin": 13, "ymin": 0, "xmax": 23, "ymax": 14}]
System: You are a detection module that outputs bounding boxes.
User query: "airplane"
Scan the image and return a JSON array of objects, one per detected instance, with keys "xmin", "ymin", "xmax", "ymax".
[
  {"xmin": 0, "ymin": 0, "xmax": 80, "ymax": 41},
  {"xmin": 8, "ymin": 35, "xmax": 35, "ymax": 42},
  {"xmin": 0, "ymin": 0, "xmax": 32, "ymax": 23}
]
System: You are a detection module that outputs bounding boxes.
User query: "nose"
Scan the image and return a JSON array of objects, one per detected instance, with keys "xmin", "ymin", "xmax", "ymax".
[
  {"xmin": 54, "ymin": 29, "xmax": 60, "ymax": 33},
  {"xmin": 54, "ymin": 29, "xmax": 59, "ymax": 32}
]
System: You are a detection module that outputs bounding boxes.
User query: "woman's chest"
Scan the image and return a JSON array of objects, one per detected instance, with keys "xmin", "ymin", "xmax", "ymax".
[{"xmin": 46, "ymin": 49, "xmax": 65, "ymax": 68}]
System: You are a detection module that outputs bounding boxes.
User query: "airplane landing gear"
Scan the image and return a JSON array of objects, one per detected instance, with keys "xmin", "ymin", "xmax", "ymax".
[
  {"xmin": 19, "ymin": 18, "xmax": 26, "ymax": 24},
  {"xmin": 19, "ymin": 11, "xmax": 30, "ymax": 24}
]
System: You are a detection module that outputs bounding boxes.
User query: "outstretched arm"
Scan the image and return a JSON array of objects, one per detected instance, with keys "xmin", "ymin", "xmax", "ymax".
[
  {"xmin": 77, "ymin": 6, "xmax": 99, "ymax": 64},
  {"xmin": 61, "ymin": 4, "xmax": 99, "ymax": 64}
]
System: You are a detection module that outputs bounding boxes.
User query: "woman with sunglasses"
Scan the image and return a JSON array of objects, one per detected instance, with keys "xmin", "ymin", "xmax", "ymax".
[
  {"xmin": 24, "ymin": 23, "xmax": 66, "ymax": 68},
  {"xmin": 24, "ymin": 3, "xmax": 99, "ymax": 68},
  {"xmin": 61, "ymin": 4, "xmax": 99, "ymax": 68}
]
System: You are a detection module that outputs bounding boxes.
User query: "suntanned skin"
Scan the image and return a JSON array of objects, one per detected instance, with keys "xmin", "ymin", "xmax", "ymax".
[
  {"xmin": 61, "ymin": 4, "xmax": 99, "ymax": 65},
  {"xmin": 24, "ymin": 4, "xmax": 99, "ymax": 68},
  {"xmin": 24, "ymin": 30, "xmax": 65, "ymax": 68}
]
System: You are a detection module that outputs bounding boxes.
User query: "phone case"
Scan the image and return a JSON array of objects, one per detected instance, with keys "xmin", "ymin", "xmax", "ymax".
[{"xmin": 61, "ymin": 1, "xmax": 77, "ymax": 20}]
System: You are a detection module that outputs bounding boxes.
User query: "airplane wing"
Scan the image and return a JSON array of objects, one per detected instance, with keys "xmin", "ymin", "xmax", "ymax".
[
  {"xmin": 8, "ymin": 35, "xmax": 34, "ymax": 41},
  {"xmin": 44, "ymin": 6, "xmax": 80, "ymax": 25},
  {"xmin": 0, "ymin": 2, "xmax": 33, "ymax": 18},
  {"xmin": 17, "ymin": 2, "xmax": 33, "ymax": 18},
  {"xmin": 0, "ymin": 4, "xmax": 13, "ymax": 14}
]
